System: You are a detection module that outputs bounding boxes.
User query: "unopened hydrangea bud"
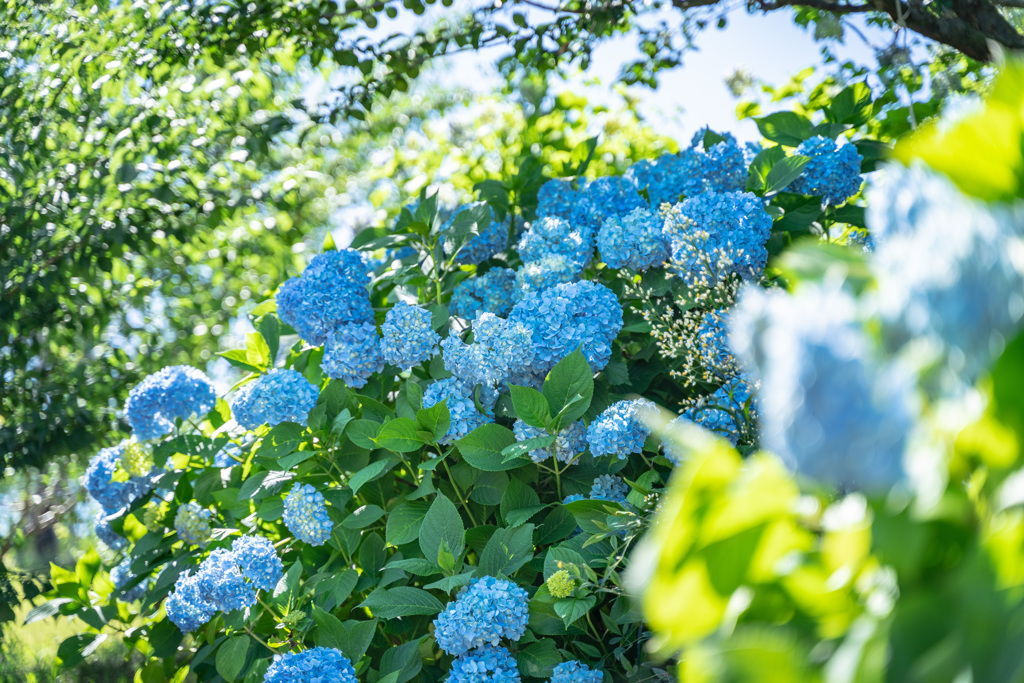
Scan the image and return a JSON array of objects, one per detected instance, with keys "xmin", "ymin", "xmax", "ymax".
[
  {"xmin": 142, "ymin": 502, "xmax": 167, "ymax": 532},
  {"xmin": 174, "ymin": 501, "xmax": 213, "ymax": 548},
  {"xmin": 120, "ymin": 440, "xmax": 153, "ymax": 478},
  {"xmin": 547, "ymin": 569, "xmax": 576, "ymax": 599},
  {"xmin": 283, "ymin": 483, "xmax": 332, "ymax": 546}
]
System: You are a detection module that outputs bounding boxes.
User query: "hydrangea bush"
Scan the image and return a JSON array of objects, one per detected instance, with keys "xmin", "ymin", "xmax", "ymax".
[{"xmin": 39, "ymin": 81, "xmax": 888, "ymax": 682}]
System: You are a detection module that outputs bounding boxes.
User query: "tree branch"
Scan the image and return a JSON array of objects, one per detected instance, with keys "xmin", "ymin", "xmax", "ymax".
[{"xmin": 757, "ymin": 0, "xmax": 872, "ymax": 13}]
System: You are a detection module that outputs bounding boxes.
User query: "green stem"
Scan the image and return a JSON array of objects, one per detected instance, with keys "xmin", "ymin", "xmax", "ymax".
[
  {"xmin": 244, "ymin": 624, "xmax": 280, "ymax": 653},
  {"xmin": 431, "ymin": 239, "xmax": 444, "ymax": 305},
  {"xmin": 441, "ymin": 459, "xmax": 478, "ymax": 527},
  {"xmin": 551, "ymin": 451, "xmax": 564, "ymax": 501}
]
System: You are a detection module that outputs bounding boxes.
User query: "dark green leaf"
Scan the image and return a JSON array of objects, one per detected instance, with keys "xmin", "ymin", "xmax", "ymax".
[
  {"xmin": 419, "ymin": 493, "xmax": 465, "ymax": 566},
  {"xmin": 456, "ymin": 424, "xmax": 523, "ymax": 471}
]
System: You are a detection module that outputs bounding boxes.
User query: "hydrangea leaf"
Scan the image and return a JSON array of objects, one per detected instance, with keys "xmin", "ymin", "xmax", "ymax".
[{"xmin": 419, "ymin": 493, "xmax": 465, "ymax": 567}]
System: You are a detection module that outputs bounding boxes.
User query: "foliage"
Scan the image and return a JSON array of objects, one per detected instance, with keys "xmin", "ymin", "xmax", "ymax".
[{"xmin": 632, "ymin": 60, "xmax": 1024, "ymax": 681}]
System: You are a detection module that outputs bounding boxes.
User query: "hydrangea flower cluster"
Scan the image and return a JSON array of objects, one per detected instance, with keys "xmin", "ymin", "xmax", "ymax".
[
  {"xmin": 442, "ymin": 314, "xmax": 534, "ymax": 389},
  {"xmin": 124, "ymin": 365, "xmax": 217, "ymax": 441},
  {"xmin": 512, "ymin": 419, "xmax": 587, "ymax": 464},
  {"xmin": 664, "ymin": 376, "xmax": 757, "ymax": 462},
  {"xmin": 451, "ymin": 267, "xmax": 518, "ymax": 319},
  {"xmin": 551, "ymin": 661, "xmax": 604, "ymax": 683},
  {"xmin": 448, "ymin": 644, "xmax": 521, "ymax": 683},
  {"xmin": 586, "ymin": 399, "xmax": 655, "ymax": 459},
  {"xmin": 694, "ymin": 310, "xmax": 741, "ymax": 381},
  {"xmin": 174, "ymin": 501, "xmax": 213, "ymax": 547},
  {"xmin": 283, "ymin": 483, "xmax": 332, "ymax": 546},
  {"xmin": 231, "ymin": 368, "xmax": 320, "ymax": 430},
  {"xmin": 509, "ymin": 281, "xmax": 623, "ymax": 374},
  {"xmin": 517, "ymin": 216, "xmax": 593, "ymax": 271},
  {"xmin": 110, "ymin": 557, "xmax": 146, "ymax": 602},
  {"xmin": 535, "ymin": 178, "xmax": 577, "ymax": 221},
  {"xmin": 729, "ymin": 283, "xmax": 915, "ymax": 491},
  {"xmin": 626, "ymin": 152, "xmax": 704, "ymax": 205},
  {"xmin": 119, "ymin": 440, "xmax": 153, "ymax": 478},
  {"xmin": 546, "ymin": 569, "xmax": 576, "ymax": 598},
  {"xmin": 263, "ymin": 648, "xmax": 358, "ymax": 683},
  {"xmin": 666, "ymin": 191, "xmax": 774, "ymax": 286},
  {"xmin": 165, "ymin": 534, "xmax": 283, "ymax": 632},
  {"xmin": 433, "ymin": 576, "xmax": 530, "ymax": 656},
  {"xmin": 382, "ymin": 301, "xmax": 440, "ymax": 368},
  {"xmin": 694, "ymin": 130, "xmax": 759, "ymax": 194},
  {"xmin": 85, "ymin": 443, "xmax": 153, "ymax": 514},
  {"xmin": 590, "ymin": 474, "xmax": 630, "ymax": 504},
  {"xmin": 276, "ymin": 248, "xmax": 373, "ymax": 345},
  {"xmin": 793, "ymin": 135, "xmax": 863, "ymax": 205},
  {"xmin": 442, "ymin": 203, "xmax": 508, "ymax": 265},
  {"xmin": 322, "ymin": 322, "xmax": 385, "ymax": 388},
  {"xmin": 423, "ymin": 377, "xmax": 493, "ymax": 445},
  {"xmin": 569, "ymin": 176, "xmax": 646, "ymax": 238},
  {"xmin": 514, "ymin": 254, "xmax": 579, "ymax": 299},
  {"xmin": 597, "ymin": 207, "xmax": 671, "ymax": 271},
  {"xmin": 94, "ymin": 514, "xmax": 126, "ymax": 550}
]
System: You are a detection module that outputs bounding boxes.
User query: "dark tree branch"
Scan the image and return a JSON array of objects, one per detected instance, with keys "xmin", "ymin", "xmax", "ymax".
[{"xmin": 757, "ymin": 0, "xmax": 872, "ymax": 13}]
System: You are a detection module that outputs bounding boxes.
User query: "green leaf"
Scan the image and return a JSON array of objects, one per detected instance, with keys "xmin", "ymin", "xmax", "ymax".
[
  {"xmin": 764, "ymin": 155, "xmax": 809, "ymax": 195},
  {"xmin": 509, "ymin": 384, "xmax": 551, "ymax": 429},
  {"xmin": 416, "ymin": 401, "xmax": 451, "ymax": 442},
  {"xmin": 754, "ymin": 111, "xmax": 815, "ymax": 147},
  {"xmin": 245, "ymin": 331, "xmax": 271, "ymax": 371},
  {"xmin": 312, "ymin": 609, "xmax": 378, "ymax": 664},
  {"xmin": 386, "ymin": 501, "xmax": 431, "ymax": 546},
  {"xmin": 23, "ymin": 598, "xmax": 73, "ymax": 625},
  {"xmin": 257, "ymin": 422, "xmax": 305, "ymax": 460},
  {"xmin": 385, "ymin": 558, "xmax": 440, "ymax": 576},
  {"xmin": 746, "ymin": 146, "xmax": 788, "ymax": 195},
  {"xmin": 358, "ymin": 586, "xmax": 444, "ymax": 618},
  {"xmin": 342, "ymin": 504, "xmax": 385, "ymax": 529},
  {"xmin": 257, "ymin": 315, "xmax": 280, "ymax": 365},
  {"xmin": 419, "ymin": 493, "xmax": 465, "ymax": 567},
  {"xmin": 456, "ymin": 424, "xmax": 523, "ymax": 471},
  {"xmin": 423, "ymin": 571, "xmax": 476, "ymax": 593},
  {"xmin": 543, "ymin": 349, "xmax": 593, "ymax": 427},
  {"xmin": 347, "ymin": 419, "xmax": 381, "ymax": 449},
  {"xmin": 215, "ymin": 636, "xmax": 249, "ymax": 682},
  {"xmin": 56, "ymin": 633, "xmax": 108, "ymax": 670},
  {"xmin": 501, "ymin": 478, "xmax": 544, "ymax": 527},
  {"xmin": 501, "ymin": 435, "xmax": 555, "ymax": 463},
  {"xmin": 349, "ymin": 458, "xmax": 398, "ymax": 495},
  {"xmin": 827, "ymin": 82, "xmax": 873, "ymax": 126},
  {"xmin": 517, "ymin": 639, "xmax": 561, "ymax": 678},
  {"xmin": 380, "ymin": 640, "xmax": 423, "ymax": 683},
  {"xmin": 478, "ymin": 524, "xmax": 535, "ymax": 577},
  {"xmin": 374, "ymin": 417, "xmax": 426, "ymax": 452},
  {"xmin": 544, "ymin": 546, "xmax": 587, "ymax": 580},
  {"xmin": 563, "ymin": 498, "xmax": 625, "ymax": 534},
  {"xmin": 554, "ymin": 594, "xmax": 596, "ymax": 627}
]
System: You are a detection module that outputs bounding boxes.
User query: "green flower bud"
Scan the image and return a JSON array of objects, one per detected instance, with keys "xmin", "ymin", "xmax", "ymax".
[
  {"xmin": 120, "ymin": 440, "xmax": 153, "ymax": 478},
  {"xmin": 547, "ymin": 569, "xmax": 576, "ymax": 599}
]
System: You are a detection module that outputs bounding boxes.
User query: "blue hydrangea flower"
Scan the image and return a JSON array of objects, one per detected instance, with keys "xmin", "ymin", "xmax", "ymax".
[
  {"xmin": 729, "ymin": 283, "xmax": 916, "ymax": 492},
  {"xmin": 665, "ymin": 191, "xmax": 774, "ymax": 286},
  {"xmin": 590, "ymin": 474, "xmax": 629, "ymax": 504},
  {"xmin": 231, "ymin": 535, "xmax": 284, "ymax": 591},
  {"xmin": 193, "ymin": 548, "xmax": 257, "ymax": 613},
  {"xmin": 793, "ymin": 136, "xmax": 863, "ymax": 205},
  {"xmin": 94, "ymin": 513, "xmax": 126, "ymax": 550},
  {"xmin": 536, "ymin": 178, "xmax": 578, "ymax": 221},
  {"xmin": 512, "ymin": 419, "xmax": 587, "ymax": 464},
  {"xmin": 694, "ymin": 310, "xmax": 742, "ymax": 381},
  {"xmin": 509, "ymin": 280, "xmax": 623, "ymax": 374},
  {"xmin": 125, "ymin": 365, "xmax": 217, "ymax": 441},
  {"xmin": 110, "ymin": 557, "xmax": 146, "ymax": 602},
  {"xmin": 423, "ymin": 377, "xmax": 493, "ymax": 445},
  {"xmin": 276, "ymin": 249, "xmax": 374, "ymax": 345},
  {"xmin": 322, "ymin": 322, "xmax": 384, "ymax": 388},
  {"xmin": 441, "ymin": 202, "xmax": 508, "ymax": 265},
  {"xmin": 174, "ymin": 501, "xmax": 213, "ymax": 547},
  {"xmin": 695, "ymin": 130, "xmax": 757, "ymax": 194},
  {"xmin": 165, "ymin": 570, "xmax": 215, "ymax": 632},
  {"xmin": 514, "ymin": 255, "xmax": 579, "ymax": 300},
  {"xmin": 448, "ymin": 645, "xmax": 521, "ymax": 683},
  {"xmin": 597, "ymin": 207, "xmax": 671, "ymax": 271},
  {"xmin": 551, "ymin": 660, "xmax": 604, "ymax": 683},
  {"xmin": 264, "ymin": 647, "xmax": 358, "ymax": 683},
  {"xmin": 569, "ymin": 176, "xmax": 645, "ymax": 240},
  {"xmin": 85, "ymin": 443, "xmax": 154, "ymax": 514},
  {"xmin": 433, "ymin": 576, "xmax": 530, "ymax": 656},
  {"xmin": 586, "ymin": 399, "xmax": 655, "ymax": 460},
  {"xmin": 442, "ymin": 314, "xmax": 534, "ymax": 389},
  {"xmin": 382, "ymin": 301, "xmax": 441, "ymax": 368},
  {"xmin": 231, "ymin": 368, "xmax": 319, "ymax": 431},
  {"xmin": 562, "ymin": 494, "xmax": 585, "ymax": 504},
  {"xmin": 451, "ymin": 268, "xmax": 518, "ymax": 319},
  {"xmin": 665, "ymin": 376, "xmax": 758, "ymax": 462},
  {"xmin": 626, "ymin": 152, "xmax": 704, "ymax": 205},
  {"xmin": 283, "ymin": 483, "xmax": 332, "ymax": 546},
  {"xmin": 517, "ymin": 216, "xmax": 593, "ymax": 271}
]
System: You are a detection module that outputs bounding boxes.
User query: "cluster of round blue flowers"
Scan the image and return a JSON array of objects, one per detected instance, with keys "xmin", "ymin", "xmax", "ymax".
[
  {"xmin": 517, "ymin": 216, "xmax": 593, "ymax": 271},
  {"xmin": 283, "ymin": 483, "xmax": 332, "ymax": 545},
  {"xmin": 85, "ymin": 443, "xmax": 153, "ymax": 514},
  {"xmin": 667, "ymin": 191, "xmax": 774, "ymax": 285},
  {"xmin": 264, "ymin": 647, "xmax": 358, "ymax": 683},
  {"xmin": 694, "ymin": 130, "xmax": 759, "ymax": 194},
  {"xmin": 433, "ymin": 576, "xmax": 530, "ymax": 656},
  {"xmin": 276, "ymin": 248, "xmax": 373, "ymax": 345},
  {"xmin": 512, "ymin": 419, "xmax": 587, "ymax": 464},
  {"xmin": 586, "ymin": 399, "xmax": 655, "ymax": 459},
  {"xmin": 514, "ymin": 255, "xmax": 579, "ymax": 299},
  {"xmin": 451, "ymin": 267, "xmax": 518, "ymax": 319},
  {"xmin": 174, "ymin": 501, "xmax": 213, "ymax": 547},
  {"xmin": 569, "ymin": 176, "xmax": 646, "ymax": 239},
  {"xmin": 448, "ymin": 644, "xmax": 521, "ymax": 683},
  {"xmin": 589, "ymin": 474, "xmax": 630, "ymax": 504},
  {"xmin": 551, "ymin": 660, "xmax": 604, "ymax": 683},
  {"xmin": 110, "ymin": 557, "xmax": 146, "ymax": 602},
  {"xmin": 423, "ymin": 377, "xmax": 493, "ymax": 445},
  {"xmin": 382, "ymin": 301, "xmax": 441, "ymax": 368},
  {"xmin": 322, "ymin": 322, "xmax": 384, "ymax": 388},
  {"xmin": 232, "ymin": 535, "xmax": 284, "ymax": 590},
  {"xmin": 730, "ymin": 283, "xmax": 915, "ymax": 492},
  {"xmin": 509, "ymin": 281, "xmax": 623, "ymax": 374},
  {"xmin": 124, "ymin": 365, "xmax": 217, "ymax": 441},
  {"xmin": 664, "ymin": 376, "xmax": 757, "ymax": 461},
  {"xmin": 597, "ymin": 207, "xmax": 671, "ymax": 271},
  {"xmin": 442, "ymin": 314, "xmax": 534, "ymax": 389},
  {"xmin": 165, "ymin": 570, "xmax": 215, "ymax": 632},
  {"xmin": 94, "ymin": 513, "xmax": 126, "ymax": 550},
  {"xmin": 441, "ymin": 203, "xmax": 508, "ymax": 265},
  {"xmin": 231, "ymin": 368, "xmax": 320, "ymax": 430},
  {"xmin": 536, "ymin": 178, "xmax": 577, "ymax": 221},
  {"xmin": 626, "ymin": 152, "xmax": 703, "ymax": 205},
  {"xmin": 793, "ymin": 135, "xmax": 863, "ymax": 205},
  {"xmin": 194, "ymin": 548, "xmax": 258, "ymax": 613}
]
